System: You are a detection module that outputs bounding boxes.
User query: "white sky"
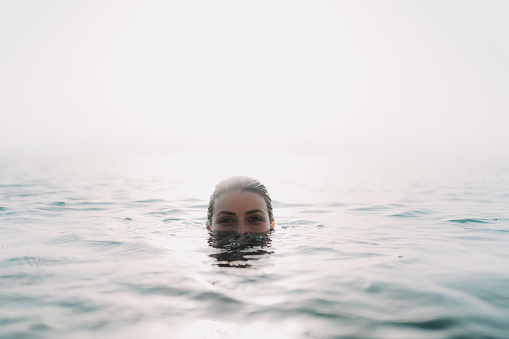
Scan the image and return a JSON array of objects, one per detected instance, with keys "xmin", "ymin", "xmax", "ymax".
[{"xmin": 1, "ymin": 0, "xmax": 508, "ymax": 159}]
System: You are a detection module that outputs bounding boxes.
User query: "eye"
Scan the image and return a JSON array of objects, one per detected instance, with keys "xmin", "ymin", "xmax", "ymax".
[
  {"xmin": 218, "ymin": 217, "xmax": 234, "ymax": 224},
  {"xmin": 249, "ymin": 216, "xmax": 263, "ymax": 223}
]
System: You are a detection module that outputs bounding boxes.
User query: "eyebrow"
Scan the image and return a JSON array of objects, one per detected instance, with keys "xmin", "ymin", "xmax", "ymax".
[
  {"xmin": 245, "ymin": 209, "xmax": 265, "ymax": 215},
  {"xmin": 216, "ymin": 211, "xmax": 235, "ymax": 216},
  {"xmin": 216, "ymin": 209, "xmax": 265, "ymax": 216}
]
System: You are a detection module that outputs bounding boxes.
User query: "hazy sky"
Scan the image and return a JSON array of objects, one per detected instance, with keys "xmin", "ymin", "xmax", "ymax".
[{"xmin": 1, "ymin": 0, "xmax": 508, "ymax": 158}]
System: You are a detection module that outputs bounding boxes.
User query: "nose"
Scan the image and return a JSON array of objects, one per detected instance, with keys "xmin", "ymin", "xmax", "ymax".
[{"xmin": 237, "ymin": 221, "xmax": 246, "ymax": 235}]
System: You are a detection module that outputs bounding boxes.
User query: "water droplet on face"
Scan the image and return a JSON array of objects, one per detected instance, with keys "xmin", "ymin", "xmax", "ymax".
[{"xmin": 229, "ymin": 242, "xmax": 240, "ymax": 248}]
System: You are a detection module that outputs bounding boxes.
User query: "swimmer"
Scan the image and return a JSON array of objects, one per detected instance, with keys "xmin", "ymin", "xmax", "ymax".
[{"xmin": 207, "ymin": 176, "xmax": 274, "ymax": 248}]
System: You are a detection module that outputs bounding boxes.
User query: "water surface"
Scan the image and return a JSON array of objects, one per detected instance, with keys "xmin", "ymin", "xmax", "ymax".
[{"xmin": 1, "ymin": 153, "xmax": 508, "ymax": 338}]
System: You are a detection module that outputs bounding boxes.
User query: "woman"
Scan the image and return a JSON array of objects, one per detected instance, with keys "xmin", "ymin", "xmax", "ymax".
[{"xmin": 207, "ymin": 176, "xmax": 274, "ymax": 249}]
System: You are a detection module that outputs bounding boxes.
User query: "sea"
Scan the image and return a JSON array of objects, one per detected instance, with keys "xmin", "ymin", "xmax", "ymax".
[{"xmin": 1, "ymin": 152, "xmax": 508, "ymax": 339}]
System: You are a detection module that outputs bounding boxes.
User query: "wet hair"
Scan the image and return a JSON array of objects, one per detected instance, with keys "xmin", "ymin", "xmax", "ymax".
[{"xmin": 207, "ymin": 176, "xmax": 274, "ymax": 225}]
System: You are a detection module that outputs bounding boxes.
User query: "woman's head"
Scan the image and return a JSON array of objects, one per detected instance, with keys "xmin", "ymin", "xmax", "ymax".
[{"xmin": 207, "ymin": 176, "xmax": 274, "ymax": 234}]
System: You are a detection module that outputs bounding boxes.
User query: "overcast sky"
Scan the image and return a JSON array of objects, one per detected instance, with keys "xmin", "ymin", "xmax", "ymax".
[{"xmin": 1, "ymin": 0, "xmax": 508, "ymax": 159}]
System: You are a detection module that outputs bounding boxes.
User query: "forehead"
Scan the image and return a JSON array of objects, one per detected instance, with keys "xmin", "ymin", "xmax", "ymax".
[{"xmin": 214, "ymin": 190, "xmax": 267, "ymax": 214}]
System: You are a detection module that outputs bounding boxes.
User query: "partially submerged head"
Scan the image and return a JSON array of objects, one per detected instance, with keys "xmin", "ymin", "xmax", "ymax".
[{"xmin": 207, "ymin": 176, "xmax": 274, "ymax": 235}]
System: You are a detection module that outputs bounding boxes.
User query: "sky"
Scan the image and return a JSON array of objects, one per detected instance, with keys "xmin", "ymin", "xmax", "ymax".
[{"xmin": 1, "ymin": 0, "xmax": 508, "ymax": 160}]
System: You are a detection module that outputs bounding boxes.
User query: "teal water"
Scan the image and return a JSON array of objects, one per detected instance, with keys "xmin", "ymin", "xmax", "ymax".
[{"xmin": 1, "ymin": 153, "xmax": 508, "ymax": 338}]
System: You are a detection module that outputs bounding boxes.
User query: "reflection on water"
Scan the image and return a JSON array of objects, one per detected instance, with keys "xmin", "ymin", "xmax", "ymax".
[{"xmin": 207, "ymin": 230, "xmax": 274, "ymax": 268}]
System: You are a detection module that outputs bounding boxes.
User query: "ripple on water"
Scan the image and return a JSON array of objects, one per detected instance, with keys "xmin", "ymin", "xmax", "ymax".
[
  {"xmin": 196, "ymin": 291, "xmax": 244, "ymax": 315},
  {"xmin": 43, "ymin": 234, "xmax": 161, "ymax": 260},
  {"xmin": 46, "ymin": 234, "xmax": 83, "ymax": 246},
  {"xmin": 449, "ymin": 218, "xmax": 491, "ymax": 224},
  {"xmin": 280, "ymin": 219, "xmax": 315, "ymax": 227},
  {"xmin": 297, "ymin": 245, "xmax": 339, "ymax": 255},
  {"xmin": 0, "ymin": 271, "xmax": 55, "ymax": 288},
  {"xmin": 85, "ymin": 240, "xmax": 163, "ymax": 260},
  {"xmin": 146, "ymin": 208, "xmax": 183, "ymax": 217},
  {"xmin": 351, "ymin": 205, "xmax": 395, "ymax": 212},
  {"xmin": 384, "ymin": 317, "xmax": 459, "ymax": 334},
  {"xmin": 390, "ymin": 209, "xmax": 434, "ymax": 218},
  {"xmin": 74, "ymin": 201, "xmax": 117, "ymax": 211},
  {"xmin": 1, "ymin": 256, "xmax": 62, "ymax": 269},
  {"xmin": 123, "ymin": 282, "xmax": 192, "ymax": 297},
  {"xmin": 86, "ymin": 240, "xmax": 125, "ymax": 248},
  {"xmin": 134, "ymin": 199, "xmax": 168, "ymax": 204},
  {"xmin": 162, "ymin": 217, "xmax": 183, "ymax": 222}
]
